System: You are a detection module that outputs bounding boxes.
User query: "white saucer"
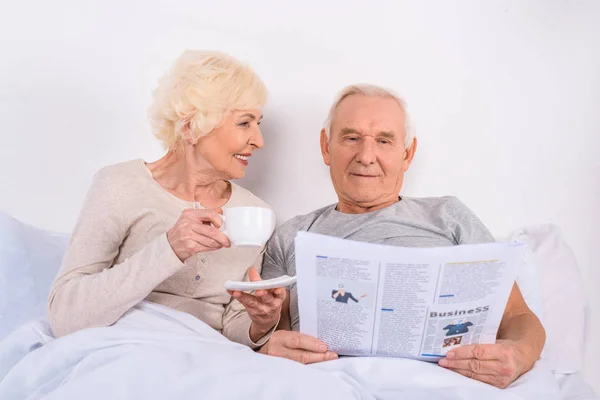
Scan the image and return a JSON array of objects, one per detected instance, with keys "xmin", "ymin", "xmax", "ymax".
[{"xmin": 224, "ymin": 275, "xmax": 297, "ymax": 291}]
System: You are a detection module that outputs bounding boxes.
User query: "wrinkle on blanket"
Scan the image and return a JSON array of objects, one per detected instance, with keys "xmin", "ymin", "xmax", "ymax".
[{"xmin": 0, "ymin": 301, "xmax": 561, "ymax": 400}]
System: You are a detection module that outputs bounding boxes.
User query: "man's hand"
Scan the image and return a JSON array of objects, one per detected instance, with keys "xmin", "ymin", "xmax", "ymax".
[
  {"xmin": 259, "ymin": 330, "xmax": 338, "ymax": 364},
  {"xmin": 438, "ymin": 340, "xmax": 532, "ymax": 389},
  {"xmin": 229, "ymin": 267, "xmax": 286, "ymax": 342}
]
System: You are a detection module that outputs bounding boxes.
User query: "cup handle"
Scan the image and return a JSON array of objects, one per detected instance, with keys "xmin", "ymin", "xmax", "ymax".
[{"xmin": 219, "ymin": 215, "xmax": 227, "ymax": 236}]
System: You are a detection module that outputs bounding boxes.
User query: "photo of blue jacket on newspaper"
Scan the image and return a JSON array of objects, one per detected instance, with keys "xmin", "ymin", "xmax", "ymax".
[{"xmin": 443, "ymin": 320, "xmax": 474, "ymax": 336}]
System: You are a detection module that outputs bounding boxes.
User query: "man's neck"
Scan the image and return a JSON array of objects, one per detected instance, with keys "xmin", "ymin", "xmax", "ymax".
[{"xmin": 336, "ymin": 196, "xmax": 400, "ymax": 214}]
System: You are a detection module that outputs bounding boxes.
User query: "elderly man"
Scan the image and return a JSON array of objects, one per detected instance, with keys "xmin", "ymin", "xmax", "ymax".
[{"xmin": 258, "ymin": 84, "xmax": 546, "ymax": 389}]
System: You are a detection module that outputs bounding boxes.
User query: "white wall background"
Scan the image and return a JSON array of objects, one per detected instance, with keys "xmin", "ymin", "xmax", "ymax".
[{"xmin": 1, "ymin": 0, "xmax": 598, "ymax": 391}]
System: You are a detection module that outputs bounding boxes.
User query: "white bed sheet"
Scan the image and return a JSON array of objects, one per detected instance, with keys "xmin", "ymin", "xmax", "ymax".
[
  {"xmin": 555, "ymin": 372, "xmax": 598, "ymax": 400},
  {"xmin": 0, "ymin": 301, "xmax": 569, "ymax": 400}
]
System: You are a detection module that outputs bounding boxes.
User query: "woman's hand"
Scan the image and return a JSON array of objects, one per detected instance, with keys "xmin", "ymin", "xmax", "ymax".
[
  {"xmin": 167, "ymin": 208, "xmax": 231, "ymax": 262},
  {"xmin": 229, "ymin": 267, "xmax": 286, "ymax": 342}
]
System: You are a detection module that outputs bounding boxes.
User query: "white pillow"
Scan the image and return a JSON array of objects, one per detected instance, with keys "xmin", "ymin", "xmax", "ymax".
[
  {"xmin": 0, "ymin": 211, "xmax": 69, "ymax": 341},
  {"xmin": 511, "ymin": 223, "xmax": 587, "ymax": 374}
]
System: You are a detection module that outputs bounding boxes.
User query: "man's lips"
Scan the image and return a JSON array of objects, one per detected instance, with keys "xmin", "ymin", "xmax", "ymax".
[{"xmin": 350, "ymin": 173, "xmax": 379, "ymax": 178}]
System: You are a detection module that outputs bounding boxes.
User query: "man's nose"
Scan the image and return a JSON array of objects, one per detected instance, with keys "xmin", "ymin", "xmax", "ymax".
[{"xmin": 355, "ymin": 139, "xmax": 377, "ymax": 165}]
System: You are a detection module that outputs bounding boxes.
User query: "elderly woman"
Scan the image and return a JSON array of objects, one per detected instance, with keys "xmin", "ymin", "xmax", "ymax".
[{"xmin": 48, "ymin": 50, "xmax": 284, "ymax": 349}]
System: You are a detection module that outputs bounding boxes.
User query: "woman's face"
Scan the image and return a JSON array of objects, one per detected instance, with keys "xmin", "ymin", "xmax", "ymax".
[{"xmin": 196, "ymin": 109, "xmax": 264, "ymax": 180}]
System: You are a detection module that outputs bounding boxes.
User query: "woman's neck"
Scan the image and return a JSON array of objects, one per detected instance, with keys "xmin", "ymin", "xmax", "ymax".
[{"xmin": 146, "ymin": 148, "xmax": 231, "ymax": 208}]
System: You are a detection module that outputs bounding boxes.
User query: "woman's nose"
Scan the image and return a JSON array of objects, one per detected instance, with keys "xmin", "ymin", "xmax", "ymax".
[{"xmin": 250, "ymin": 126, "xmax": 264, "ymax": 149}]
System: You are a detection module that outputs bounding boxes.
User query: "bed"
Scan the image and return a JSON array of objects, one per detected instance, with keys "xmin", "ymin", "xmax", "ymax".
[{"xmin": 0, "ymin": 210, "xmax": 596, "ymax": 399}]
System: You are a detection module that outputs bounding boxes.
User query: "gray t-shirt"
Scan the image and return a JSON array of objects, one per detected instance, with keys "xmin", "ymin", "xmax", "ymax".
[{"xmin": 261, "ymin": 196, "xmax": 494, "ymax": 331}]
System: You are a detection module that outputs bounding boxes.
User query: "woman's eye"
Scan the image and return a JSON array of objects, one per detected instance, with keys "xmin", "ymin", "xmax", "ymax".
[{"xmin": 238, "ymin": 121, "xmax": 251, "ymax": 127}]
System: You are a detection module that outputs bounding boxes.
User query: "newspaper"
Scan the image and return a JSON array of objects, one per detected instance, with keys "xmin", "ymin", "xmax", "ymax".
[{"xmin": 295, "ymin": 232, "xmax": 525, "ymax": 362}]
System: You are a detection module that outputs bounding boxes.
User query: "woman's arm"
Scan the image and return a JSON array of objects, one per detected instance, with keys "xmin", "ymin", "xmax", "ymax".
[
  {"xmin": 276, "ymin": 290, "xmax": 292, "ymax": 331},
  {"xmin": 48, "ymin": 170, "xmax": 185, "ymax": 337},
  {"xmin": 222, "ymin": 257, "xmax": 281, "ymax": 349}
]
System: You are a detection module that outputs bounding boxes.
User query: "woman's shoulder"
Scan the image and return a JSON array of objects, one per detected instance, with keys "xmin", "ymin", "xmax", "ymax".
[
  {"xmin": 229, "ymin": 182, "xmax": 271, "ymax": 209},
  {"xmin": 84, "ymin": 159, "xmax": 148, "ymax": 203},
  {"xmin": 93, "ymin": 159, "xmax": 145, "ymax": 180}
]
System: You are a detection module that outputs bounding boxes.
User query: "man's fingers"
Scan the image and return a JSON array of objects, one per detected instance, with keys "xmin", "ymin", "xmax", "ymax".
[
  {"xmin": 439, "ymin": 358, "xmax": 502, "ymax": 375},
  {"xmin": 279, "ymin": 348, "xmax": 337, "ymax": 365},
  {"xmin": 446, "ymin": 344, "xmax": 500, "ymax": 361},
  {"xmin": 281, "ymin": 331, "xmax": 329, "ymax": 353},
  {"xmin": 448, "ymin": 368, "xmax": 506, "ymax": 389}
]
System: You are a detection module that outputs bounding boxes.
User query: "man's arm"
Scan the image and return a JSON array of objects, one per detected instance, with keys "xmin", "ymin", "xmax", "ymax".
[
  {"xmin": 496, "ymin": 283, "xmax": 546, "ymax": 365},
  {"xmin": 439, "ymin": 283, "xmax": 546, "ymax": 389}
]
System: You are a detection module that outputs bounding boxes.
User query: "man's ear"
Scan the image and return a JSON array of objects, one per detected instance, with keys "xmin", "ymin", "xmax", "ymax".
[
  {"xmin": 402, "ymin": 138, "xmax": 417, "ymax": 172},
  {"xmin": 320, "ymin": 129, "xmax": 331, "ymax": 166}
]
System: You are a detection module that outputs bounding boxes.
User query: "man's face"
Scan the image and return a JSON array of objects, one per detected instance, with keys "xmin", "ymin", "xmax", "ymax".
[{"xmin": 320, "ymin": 95, "xmax": 416, "ymax": 210}]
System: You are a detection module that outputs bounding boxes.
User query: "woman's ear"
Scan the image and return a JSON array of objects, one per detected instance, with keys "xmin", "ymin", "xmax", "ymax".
[{"xmin": 178, "ymin": 119, "xmax": 197, "ymax": 145}]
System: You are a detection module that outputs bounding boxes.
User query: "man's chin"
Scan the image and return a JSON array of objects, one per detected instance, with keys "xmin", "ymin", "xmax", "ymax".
[{"xmin": 345, "ymin": 193, "xmax": 385, "ymax": 205}]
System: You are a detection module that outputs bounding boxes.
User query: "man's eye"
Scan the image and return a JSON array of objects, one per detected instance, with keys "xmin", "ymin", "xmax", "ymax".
[
  {"xmin": 378, "ymin": 139, "xmax": 391, "ymax": 145},
  {"xmin": 346, "ymin": 137, "xmax": 359, "ymax": 141}
]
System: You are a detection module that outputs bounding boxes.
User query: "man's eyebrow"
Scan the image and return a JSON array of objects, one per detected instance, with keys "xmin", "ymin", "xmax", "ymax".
[
  {"xmin": 340, "ymin": 128, "xmax": 396, "ymax": 139},
  {"xmin": 378, "ymin": 131, "xmax": 397, "ymax": 139},
  {"xmin": 340, "ymin": 128, "xmax": 361, "ymax": 135}
]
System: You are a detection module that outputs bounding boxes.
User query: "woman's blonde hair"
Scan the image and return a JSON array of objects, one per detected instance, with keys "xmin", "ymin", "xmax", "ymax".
[{"xmin": 149, "ymin": 50, "xmax": 267, "ymax": 150}]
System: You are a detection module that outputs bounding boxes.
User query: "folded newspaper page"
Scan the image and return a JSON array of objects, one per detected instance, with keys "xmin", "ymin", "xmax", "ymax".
[{"xmin": 295, "ymin": 232, "xmax": 525, "ymax": 362}]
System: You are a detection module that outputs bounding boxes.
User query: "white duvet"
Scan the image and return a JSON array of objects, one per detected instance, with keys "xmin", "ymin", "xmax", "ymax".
[{"xmin": 0, "ymin": 302, "xmax": 562, "ymax": 400}]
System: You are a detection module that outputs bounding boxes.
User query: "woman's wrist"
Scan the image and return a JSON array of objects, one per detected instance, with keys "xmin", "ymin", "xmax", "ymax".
[{"xmin": 249, "ymin": 321, "xmax": 276, "ymax": 343}]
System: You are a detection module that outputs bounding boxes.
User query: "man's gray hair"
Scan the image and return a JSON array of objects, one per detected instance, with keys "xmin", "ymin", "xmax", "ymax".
[{"xmin": 323, "ymin": 83, "xmax": 415, "ymax": 149}]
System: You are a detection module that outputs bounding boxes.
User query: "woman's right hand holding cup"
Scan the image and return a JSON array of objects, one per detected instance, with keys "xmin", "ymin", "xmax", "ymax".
[{"xmin": 167, "ymin": 208, "xmax": 231, "ymax": 261}]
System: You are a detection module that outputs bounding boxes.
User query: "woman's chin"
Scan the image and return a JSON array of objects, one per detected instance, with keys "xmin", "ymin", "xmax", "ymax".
[{"xmin": 228, "ymin": 169, "xmax": 246, "ymax": 180}]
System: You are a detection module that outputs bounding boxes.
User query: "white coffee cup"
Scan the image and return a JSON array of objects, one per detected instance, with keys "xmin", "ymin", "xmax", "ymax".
[{"xmin": 221, "ymin": 207, "xmax": 275, "ymax": 247}]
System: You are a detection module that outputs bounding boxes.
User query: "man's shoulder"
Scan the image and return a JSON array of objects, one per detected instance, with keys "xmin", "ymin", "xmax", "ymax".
[
  {"xmin": 403, "ymin": 195, "xmax": 492, "ymax": 243},
  {"xmin": 402, "ymin": 195, "xmax": 462, "ymax": 208},
  {"xmin": 271, "ymin": 204, "xmax": 335, "ymax": 243},
  {"xmin": 401, "ymin": 195, "xmax": 472, "ymax": 217}
]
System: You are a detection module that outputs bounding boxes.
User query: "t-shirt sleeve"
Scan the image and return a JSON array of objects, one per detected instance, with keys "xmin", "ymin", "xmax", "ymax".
[
  {"xmin": 261, "ymin": 227, "xmax": 288, "ymax": 280},
  {"xmin": 445, "ymin": 197, "xmax": 495, "ymax": 245}
]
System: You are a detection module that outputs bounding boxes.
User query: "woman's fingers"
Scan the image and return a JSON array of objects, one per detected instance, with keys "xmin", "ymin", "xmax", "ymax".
[
  {"xmin": 189, "ymin": 223, "xmax": 231, "ymax": 248},
  {"xmin": 183, "ymin": 208, "xmax": 224, "ymax": 228}
]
